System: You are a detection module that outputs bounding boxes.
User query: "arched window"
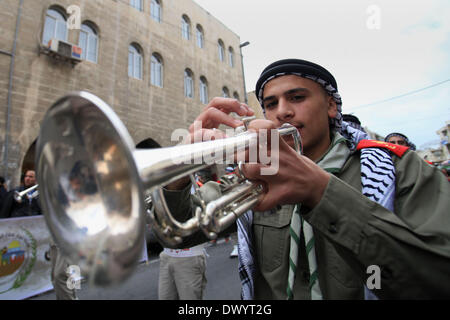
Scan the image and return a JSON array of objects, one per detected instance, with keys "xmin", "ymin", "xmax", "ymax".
[
  {"xmin": 128, "ymin": 44, "xmax": 142, "ymax": 79},
  {"xmin": 233, "ymin": 92, "xmax": 240, "ymax": 101},
  {"xmin": 218, "ymin": 40, "xmax": 225, "ymax": 62},
  {"xmin": 181, "ymin": 15, "xmax": 191, "ymax": 40},
  {"xmin": 222, "ymin": 86, "xmax": 230, "ymax": 98},
  {"xmin": 184, "ymin": 69, "xmax": 194, "ymax": 98},
  {"xmin": 79, "ymin": 23, "xmax": 98, "ymax": 63},
  {"xmin": 199, "ymin": 76, "xmax": 208, "ymax": 104},
  {"xmin": 228, "ymin": 47, "xmax": 234, "ymax": 67},
  {"xmin": 42, "ymin": 8, "xmax": 67, "ymax": 45},
  {"xmin": 130, "ymin": 0, "xmax": 143, "ymax": 11},
  {"xmin": 151, "ymin": 53, "xmax": 163, "ymax": 87},
  {"xmin": 150, "ymin": 0, "xmax": 161, "ymax": 22},
  {"xmin": 136, "ymin": 138, "xmax": 161, "ymax": 149},
  {"xmin": 196, "ymin": 25, "xmax": 204, "ymax": 49}
]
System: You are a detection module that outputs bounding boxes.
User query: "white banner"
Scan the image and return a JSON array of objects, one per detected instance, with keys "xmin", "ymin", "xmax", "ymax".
[
  {"xmin": 0, "ymin": 216, "xmax": 53, "ymax": 300},
  {"xmin": 0, "ymin": 215, "xmax": 148, "ymax": 300}
]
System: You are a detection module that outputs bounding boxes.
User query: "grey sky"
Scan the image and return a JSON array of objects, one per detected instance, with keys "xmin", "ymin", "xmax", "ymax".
[{"xmin": 193, "ymin": 0, "xmax": 450, "ymax": 149}]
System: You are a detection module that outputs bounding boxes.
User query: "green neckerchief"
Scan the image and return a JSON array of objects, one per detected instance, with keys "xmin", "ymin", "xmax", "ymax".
[
  {"xmin": 287, "ymin": 132, "xmax": 351, "ymax": 300},
  {"xmin": 315, "ymin": 132, "xmax": 351, "ymax": 173}
]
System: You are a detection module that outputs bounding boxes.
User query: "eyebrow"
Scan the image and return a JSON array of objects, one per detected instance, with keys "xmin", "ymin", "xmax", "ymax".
[{"xmin": 262, "ymin": 87, "xmax": 310, "ymax": 103}]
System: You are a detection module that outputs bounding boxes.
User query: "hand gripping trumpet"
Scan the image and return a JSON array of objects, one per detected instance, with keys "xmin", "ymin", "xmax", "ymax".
[
  {"xmin": 36, "ymin": 92, "xmax": 301, "ymax": 286},
  {"xmin": 14, "ymin": 184, "xmax": 39, "ymax": 203}
]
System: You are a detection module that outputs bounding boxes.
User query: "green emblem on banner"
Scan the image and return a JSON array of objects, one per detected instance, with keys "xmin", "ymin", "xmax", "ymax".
[{"xmin": 0, "ymin": 228, "xmax": 37, "ymax": 294}]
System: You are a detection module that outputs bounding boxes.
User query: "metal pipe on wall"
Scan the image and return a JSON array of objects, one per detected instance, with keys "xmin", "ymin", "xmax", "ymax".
[
  {"xmin": 2, "ymin": 0, "xmax": 24, "ymax": 180},
  {"xmin": 239, "ymin": 41, "xmax": 250, "ymax": 104}
]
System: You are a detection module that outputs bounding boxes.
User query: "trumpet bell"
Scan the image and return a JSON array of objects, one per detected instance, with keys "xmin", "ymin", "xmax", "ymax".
[
  {"xmin": 36, "ymin": 91, "xmax": 302, "ymax": 287},
  {"xmin": 36, "ymin": 92, "xmax": 145, "ymax": 286}
]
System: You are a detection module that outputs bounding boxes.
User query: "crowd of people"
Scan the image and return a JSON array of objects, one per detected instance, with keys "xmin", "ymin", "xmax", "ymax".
[{"xmin": 1, "ymin": 57, "xmax": 449, "ymax": 300}]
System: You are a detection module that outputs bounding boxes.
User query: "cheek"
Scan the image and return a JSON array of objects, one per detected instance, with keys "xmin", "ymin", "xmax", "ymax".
[
  {"xmin": 264, "ymin": 110, "xmax": 277, "ymax": 122},
  {"xmin": 303, "ymin": 107, "xmax": 326, "ymax": 126}
]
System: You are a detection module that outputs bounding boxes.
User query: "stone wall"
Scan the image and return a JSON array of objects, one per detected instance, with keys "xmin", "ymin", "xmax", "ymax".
[{"xmin": 0, "ymin": 0, "xmax": 245, "ymax": 186}]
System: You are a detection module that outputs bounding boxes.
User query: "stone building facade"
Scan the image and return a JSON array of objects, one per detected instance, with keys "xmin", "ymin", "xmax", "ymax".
[{"xmin": 0, "ymin": 0, "xmax": 246, "ymax": 186}]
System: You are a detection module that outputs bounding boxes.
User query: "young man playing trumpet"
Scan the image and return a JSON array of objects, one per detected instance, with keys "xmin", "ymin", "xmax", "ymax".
[{"xmin": 160, "ymin": 59, "xmax": 450, "ymax": 299}]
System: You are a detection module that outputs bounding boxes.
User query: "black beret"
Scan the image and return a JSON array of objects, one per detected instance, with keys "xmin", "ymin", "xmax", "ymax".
[
  {"xmin": 254, "ymin": 58, "xmax": 343, "ymax": 131},
  {"xmin": 256, "ymin": 59, "xmax": 337, "ymax": 91}
]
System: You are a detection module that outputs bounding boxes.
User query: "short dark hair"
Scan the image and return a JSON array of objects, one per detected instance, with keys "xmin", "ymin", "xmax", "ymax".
[{"xmin": 0, "ymin": 176, "xmax": 5, "ymax": 184}]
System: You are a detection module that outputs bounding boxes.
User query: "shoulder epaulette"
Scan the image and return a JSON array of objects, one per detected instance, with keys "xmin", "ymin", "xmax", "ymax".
[{"xmin": 356, "ymin": 139, "xmax": 409, "ymax": 158}]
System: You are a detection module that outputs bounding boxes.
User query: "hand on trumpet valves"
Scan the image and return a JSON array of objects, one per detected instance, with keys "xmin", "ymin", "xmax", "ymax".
[
  {"xmin": 189, "ymin": 97, "xmax": 254, "ymax": 130},
  {"xmin": 185, "ymin": 98, "xmax": 254, "ymax": 140},
  {"xmin": 166, "ymin": 99, "xmax": 253, "ymax": 190},
  {"xmin": 14, "ymin": 184, "xmax": 39, "ymax": 202},
  {"xmin": 238, "ymin": 119, "xmax": 330, "ymax": 212}
]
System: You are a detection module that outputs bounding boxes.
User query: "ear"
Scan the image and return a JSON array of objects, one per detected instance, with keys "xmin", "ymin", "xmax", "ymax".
[{"xmin": 326, "ymin": 95, "xmax": 338, "ymax": 119}]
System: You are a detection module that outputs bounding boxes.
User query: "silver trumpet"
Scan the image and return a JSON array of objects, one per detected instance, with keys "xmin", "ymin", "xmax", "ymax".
[
  {"xmin": 35, "ymin": 91, "xmax": 301, "ymax": 286},
  {"xmin": 14, "ymin": 184, "xmax": 39, "ymax": 203}
]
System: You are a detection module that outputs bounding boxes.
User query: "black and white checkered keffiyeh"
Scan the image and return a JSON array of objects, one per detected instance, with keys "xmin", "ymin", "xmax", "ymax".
[{"xmin": 237, "ymin": 210, "xmax": 255, "ymax": 300}]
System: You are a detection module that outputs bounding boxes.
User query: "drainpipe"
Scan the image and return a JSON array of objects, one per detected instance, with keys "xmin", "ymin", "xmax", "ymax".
[
  {"xmin": 239, "ymin": 41, "xmax": 250, "ymax": 104},
  {"xmin": 2, "ymin": 0, "xmax": 24, "ymax": 180}
]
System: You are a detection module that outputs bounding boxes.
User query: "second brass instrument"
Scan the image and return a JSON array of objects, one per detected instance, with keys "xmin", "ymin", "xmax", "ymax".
[{"xmin": 14, "ymin": 184, "xmax": 39, "ymax": 203}]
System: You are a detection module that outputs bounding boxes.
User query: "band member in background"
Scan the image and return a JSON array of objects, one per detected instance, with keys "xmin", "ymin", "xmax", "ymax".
[
  {"xmin": 157, "ymin": 170, "xmax": 210, "ymax": 300},
  {"xmin": 384, "ymin": 132, "xmax": 416, "ymax": 150},
  {"xmin": 0, "ymin": 169, "xmax": 76, "ymax": 299},
  {"xmin": 0, "ymin": 170, "xmax": 41, "ymax": 218}
]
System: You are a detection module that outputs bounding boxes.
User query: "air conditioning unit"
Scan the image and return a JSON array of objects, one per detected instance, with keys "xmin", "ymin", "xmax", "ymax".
[{"xmin": 47, "ymin": 38, "xmax": 82, "ymax": 63}]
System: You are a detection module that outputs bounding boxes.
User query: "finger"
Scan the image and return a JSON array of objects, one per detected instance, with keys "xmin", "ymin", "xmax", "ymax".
[
  {"xmin": 247, "ymin": 119, "xmax": 277, "ymax": 131},
  {"xmin": 237, "ymin": 163, "xmax": 281, "ymax": 211},
  {"xmin": 205, "ymin": 97, "xmax": 254, "ymax": 117},
  {"xmin": 238, "ymin": 162, "xmax": 281, "ymax": 211},
  {"xmin": 246, "ymin": 119, "xmax": 292, "ymax": 164},
  {"xmin": 189, "ymin": 108, "xmax": 242, "ymax": 132},
  {"xmin": 253, "ymin": 192, "xmax": 279, "ymax": 212},
  {"xmin": 237, "ymin": 162, "xmax": 264, "ymax": 180},
  {"xmin": 201, "ymin": 128, "xmax": 228, "ymax": 141},
  {"xmin": 232, "ymin": 133, "xmax": 279, "ymax": 166},
  {"xmin": 182, "ymin": 128, "xmax": 228, "ymax": 144}
]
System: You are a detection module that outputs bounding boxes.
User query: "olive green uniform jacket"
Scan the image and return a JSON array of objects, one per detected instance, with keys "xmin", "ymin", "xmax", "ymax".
[{"xmin": 160, "ymin": 148, "xmax": 450, "ymax": 299}]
